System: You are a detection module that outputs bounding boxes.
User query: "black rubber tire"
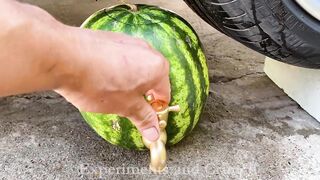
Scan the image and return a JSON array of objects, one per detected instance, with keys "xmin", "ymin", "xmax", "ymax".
[{"xmin": 184, "ymin": 0, "xmax": 320, "ymax": 68}]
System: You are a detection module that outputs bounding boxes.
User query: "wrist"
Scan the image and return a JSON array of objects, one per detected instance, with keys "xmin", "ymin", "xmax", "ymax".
[
  {"xmin": 0, "ymin": 1, "xmax": 70, "ymax": 93},
  {"xmin": 47, "ymin": 26, "xmax": 86, "ymax": 91},
  {"xmin": 28, "ymin": 19, "xmax": 71, "ymax": 90},
  {"xmin": 15, "ymin": 1, "xmax": 79, "ymax": 91},
  {"xmin": 0, "ymin": 1, "xmax": 84, "ymax": 96}
]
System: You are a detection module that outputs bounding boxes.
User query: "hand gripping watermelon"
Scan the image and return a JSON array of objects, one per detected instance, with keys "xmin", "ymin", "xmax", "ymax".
[{"xmin": 80, "ymin": 3, "xmax": 209, "ymax": 171}]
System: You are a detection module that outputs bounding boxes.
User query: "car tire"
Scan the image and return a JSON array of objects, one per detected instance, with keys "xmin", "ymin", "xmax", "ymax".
[{"xmin": 184, "ymin": 0, "xmax": 320, "ymax": 68}]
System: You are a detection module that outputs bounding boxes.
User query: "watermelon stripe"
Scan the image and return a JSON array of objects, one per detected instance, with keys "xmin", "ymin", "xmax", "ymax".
[
  {"xmin": 141, "ymin": 17, "xmax": 206, "ymax": 87},
  {"xmin": 121, "ymin": 15, "xmax": 135, "ymax": 35},
  {"xmin": 85, "ymin": 11, "xmax": 128, "ymax": 30},
  {"xmin": 136, "ymin": 13, "xmax": 160, "ymax": 25},
  {"xmin": 82, "ymin": 9, "xmax": 108, "ymax": 28},
  {"xmin": 109, "ymin": 13, "xmax": 133, "ymax": 30},
  {"xmin": 165, "ymin": 21, "xmax": 207, "ymax": 133},
  {"xmin": 108, "ymin": 10, "xmax": 131, "ymax": 21},
  {"xmin": 143, "ymin": 13, "xmax": 205, "ymax": 133},
  {"xmin": 118, "ymin": 117, "xmax": 135, "ymax": 149},
  {"xmin": 169, "ymin": 19, "xmax": 208, "ymax": 107},
  {"xmin": 197, "ymin": 50, "xmax": 210, "ymax": 94},
  {"xmin": 148, "ymin": 23, "xmax": 199, "ymax": 142},
  {"xmin": 162, "ymin": 23, "xmax": 202, "ymax": 137},
  {"xmin": 170, "ymin": 17, "xmax": 199, "ymax": 49},
  {"xmin": 142, "ymin": 9, "xmax": 169, "ymax": 20},
  {"xmin": 170, "ymin": 16, "xmax": 209, "ymax": 91}
]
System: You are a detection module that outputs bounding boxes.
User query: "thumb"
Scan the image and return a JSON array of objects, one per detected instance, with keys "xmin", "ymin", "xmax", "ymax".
[{"xmin": 128, "ymin": 98, "xmax": 160, "ymax": 142}]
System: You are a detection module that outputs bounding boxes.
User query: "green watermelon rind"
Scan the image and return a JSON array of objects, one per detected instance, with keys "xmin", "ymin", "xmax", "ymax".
[{"xmin": 80, "ymin": 4, "xmax": 209, "ymax": 150}]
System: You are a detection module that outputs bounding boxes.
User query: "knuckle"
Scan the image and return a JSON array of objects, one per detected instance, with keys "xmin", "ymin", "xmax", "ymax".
[
  {"xmin": 156, "ymin": 58, "xmax": 169, "ymax": 76},
  {"xmin": 154, "ymin": 55, "xmax": 166, "ymax": 69},
  {"xmin": 137, "ymin": 111, "xmax": 156, "ymax": 128},
  {"xmin": 130, "ymin": 102, "xmax": 144, "ymax": 113}
]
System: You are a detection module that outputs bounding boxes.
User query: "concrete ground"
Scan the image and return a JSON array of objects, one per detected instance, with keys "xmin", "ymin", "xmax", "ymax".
[{"xmin": 1, "ymin": 0, "xmax": 320, "ymax": 179}]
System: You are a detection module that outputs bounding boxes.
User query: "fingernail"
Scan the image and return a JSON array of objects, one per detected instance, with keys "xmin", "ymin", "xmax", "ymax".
[{"xmin": 142, "ymin": 127, "xmax": 159, "ymax": 141}]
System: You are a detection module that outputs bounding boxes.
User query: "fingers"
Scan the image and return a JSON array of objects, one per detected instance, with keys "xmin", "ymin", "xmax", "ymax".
[
  {"xmin": 146, "ymin": 75, "xmax": 171, "ymax": 104},
  {"xmin": 128, "ymin": 97, "xmax": 160, "ymax": 142},
  {"xmin": 144, "ymin": 53, "xmax": 171, "ymax": 104}
]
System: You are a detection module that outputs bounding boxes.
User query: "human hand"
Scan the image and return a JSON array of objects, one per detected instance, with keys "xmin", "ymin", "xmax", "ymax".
[
  {"xmin": 0, "ymin": 0, "xmax": 170, "ymax": 142},
  {"xmin": 56, "ymin": 29, "xmax": 171, "ymax": 142}
]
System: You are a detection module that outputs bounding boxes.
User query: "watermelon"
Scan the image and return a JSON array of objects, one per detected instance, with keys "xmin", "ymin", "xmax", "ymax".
[{"xmin": 80, "ymin": 4, "xmax": 209, "ymax": 150}]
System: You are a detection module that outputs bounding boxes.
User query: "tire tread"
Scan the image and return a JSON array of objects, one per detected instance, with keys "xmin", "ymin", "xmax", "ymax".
[{"xmin": 184, "ymin": 0, "xmax": 320, "ymax": 68}]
